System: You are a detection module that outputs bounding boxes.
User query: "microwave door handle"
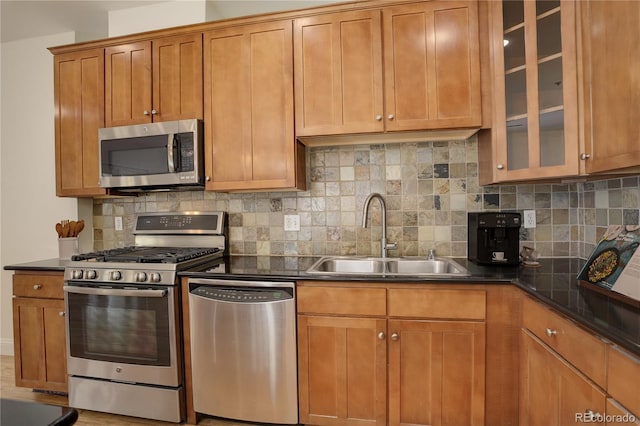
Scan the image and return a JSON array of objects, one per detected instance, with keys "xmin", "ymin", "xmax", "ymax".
[
  {"xmin": 64, "ymin": 286, "xmax": 167, "ymax": 298},
  {"xmin": 167, "ymin": 134, "xmax": 176, "ymax": 173}
]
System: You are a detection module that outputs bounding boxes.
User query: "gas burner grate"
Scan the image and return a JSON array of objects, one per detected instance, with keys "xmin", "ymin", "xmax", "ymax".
[{"xmin": 72, "ymin": 247, "xmax": 222, "ymax": 264}]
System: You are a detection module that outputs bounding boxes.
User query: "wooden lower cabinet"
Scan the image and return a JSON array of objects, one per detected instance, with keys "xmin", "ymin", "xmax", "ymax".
[
  {"xmin": 520, "ymin": 329, "xmax": 606, "ymax": 426},
  {"xmin": 388, "ymin": 320, "xmax": 485, "ymax": 426},
  {"xmin": 606, "ymin": 399, "xmax": 640, "ymax": 426},
  {"xmin": 297, "ymin": 283, "xmax": 488, "ymax": 426},
  {"xmin": 298, "ymin": 315, "xmax": 387, "ymax": 426},
  {"xmin": 12, "ymin": 271, "xmax": 67, "ymax": 393}
]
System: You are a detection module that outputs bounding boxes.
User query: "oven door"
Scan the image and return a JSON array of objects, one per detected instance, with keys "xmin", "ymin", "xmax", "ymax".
[{"xmin": 64, "ymin": 283, "xmax": 181, "ymax": 388}]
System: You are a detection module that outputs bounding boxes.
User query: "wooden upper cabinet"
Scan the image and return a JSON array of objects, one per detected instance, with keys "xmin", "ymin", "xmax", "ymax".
[
  {"xmin": 580, "ymin": 0, "xmax": 640, "ymax": 174},
  {"xmin": 294, "ymin": 10, "xmax": 384, "ymax": 136},
  {"xmin": 105, "ymin": 41, "xmax": 152, "ymax": 126},
  {"xmin": 383, "ymin": 1, "xmax": 482, "ymax": 131},
  {"xmin": 54, "ymin": 48, "xmax": 106, "ymax": 197},
  {"xmin": 152, "ymin": 34, "xmax": 203, "ymax": 122},
  {"xmin": 204, "ymin": 20, "xmax": 305, "ymax": 192},
  {"xmin": 105, "ymin": 34, "xmax": 203, "ymax": 127}
]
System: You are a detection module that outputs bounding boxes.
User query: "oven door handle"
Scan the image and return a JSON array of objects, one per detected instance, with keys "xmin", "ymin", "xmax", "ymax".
[{"xmin": 64, "ymin": 286, "xmax": 168, "ymax": 298}]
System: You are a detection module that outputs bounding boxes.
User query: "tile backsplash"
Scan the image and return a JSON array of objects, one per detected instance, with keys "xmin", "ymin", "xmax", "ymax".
[{"xmin": 93, "ymin": 136, "xmax": 640, "ymax": 259}]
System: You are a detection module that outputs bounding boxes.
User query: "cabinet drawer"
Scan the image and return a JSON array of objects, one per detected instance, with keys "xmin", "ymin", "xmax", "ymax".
[
  {"xmin": 522, "ymin": 296, "xmax": 606, "ymax": 388},
  {"xmin": 608, "ymin": 346, "xmax": 640, "ymax": 417},
  {"xmin": 13, "ymin": 274, "xmax": 64, "ymax": 299},
  {"xmin": 388, "ymin": 288, "xmax": 486, "ymax": 320},
  {"xmin": 297, "ymin": 286, "xmax": 386, "ymax": 316}
]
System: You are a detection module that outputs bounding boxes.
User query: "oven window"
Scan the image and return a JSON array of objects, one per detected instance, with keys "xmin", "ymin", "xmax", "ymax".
[{"xmin": 67, "ymin": 287, "xmax": 172, "ymax": 366}]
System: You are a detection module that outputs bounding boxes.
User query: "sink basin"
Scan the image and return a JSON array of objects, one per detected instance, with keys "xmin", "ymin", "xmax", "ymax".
[{"xmin": 306, "ymin": 256, "xmax": 469, "ymax": 277}]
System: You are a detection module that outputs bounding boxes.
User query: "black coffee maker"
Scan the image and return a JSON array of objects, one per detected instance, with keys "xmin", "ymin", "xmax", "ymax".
[{"xmin": 468, "ymin": 212, "xmax": 521, "ymax": 265}]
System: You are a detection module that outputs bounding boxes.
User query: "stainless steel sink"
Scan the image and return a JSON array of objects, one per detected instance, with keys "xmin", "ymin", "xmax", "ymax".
[{"xmin": 306, "ymin": 256, "xmax": 470, "ymax": 277}]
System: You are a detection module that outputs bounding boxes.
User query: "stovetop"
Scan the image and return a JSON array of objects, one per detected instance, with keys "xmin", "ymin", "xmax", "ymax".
[{"xmin": 71, "ymin": 246, "xmax": 223, "ymax": 264}]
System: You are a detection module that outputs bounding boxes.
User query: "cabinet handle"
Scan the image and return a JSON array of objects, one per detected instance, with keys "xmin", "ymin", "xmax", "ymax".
[
  {"xmin": 496, "ymin": 164, "xmax": 504, "ymax": 170},
  {"xmin": 391, "ymin": 333, "xmax": 399, "ymax": 341},
  {"xmin": 151, "ymin": 109, "xmax": 158, "ymax": 115},
  {"xmin": 387, "ymin": 114, "xmax": 395, "ymax": 120},
  {"xmin": 143, "ymin": 110, "xmax": 150, "ymax": 116},
  {"xmin": 377, "ymin": 332, "xmax": 386, "ymax": 340},
  {"xmin": 59, "ymin": 312, "xmax": 65, "ymax": 317},
  {"xmin": 545, "ymin": 328, "xmax": 557, "ymax": 337},
  {"xmin": 375, "ymin": 115, "xmax": 383, "ymax": 121},
  {"xmin": 205, "ymin": 176, "xmax": 211, "ymax": 182},
  {"xmin": 33, "ymin": 284, "xmax": 42, "ymax": 290},
  {"xmin": 580, "ymin": 153, "xmax": 590, "ymax": 160}
]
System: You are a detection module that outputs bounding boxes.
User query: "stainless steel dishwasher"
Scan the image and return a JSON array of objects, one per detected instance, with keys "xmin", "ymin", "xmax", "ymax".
[{"xmin": 188, "ymin": 278, "xmax": 298, "ymax": 424}]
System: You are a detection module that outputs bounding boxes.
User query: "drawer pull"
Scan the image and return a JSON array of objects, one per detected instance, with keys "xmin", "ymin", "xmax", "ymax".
[
  {"xmin": 59, "ymin": 312, "xmax": 65, "ymax": 317},
  {"xmin": 391, "ymin": 333, "xmax": 399, "ymax": 341},
  {"xmin": 377, "ymin": 332, "xmax": 385, "ymax": 340},
  {"xmin": 545, "ymin": 328, "xmax": 558, "ymax": 337},
  {"xmin": 585, "ymin": 410, "xmax": 602, "ymax": 421},
  {"xmin": 33, "ymin": 284, "xmax": 42, "ymax": 290}
]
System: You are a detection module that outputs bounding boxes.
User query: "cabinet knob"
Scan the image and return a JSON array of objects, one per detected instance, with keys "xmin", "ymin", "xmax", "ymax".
[
  {"xmin": 151, "ymin": 109, "xmax": 158, "ymax": 115},
  {"xmin": 387, "ymin": 114, "xmax": 395, "ymax": 120},
  {"xmin": 545, "ymin": 328, "xmax": 557, "ymax": 337},
  {"xmin": 496, "ymin": 164, "xmax": 504, "ymax": 170},
  {"xmin": 59, "ymin": 312, "xmax": 65, "ymax": 317},
  {"xmin": 585, "ymin": 410, "xmax": 602, "ymax": 421},
  {"xmin": 205, "ymin": 176, "xmax": 211, "ymax": 182},
  {"xmin": 33, "ymin": 284, "xmax": 42, "ymax": 290},
  {"xmin": 580, "ymin": 153, "xmax": 590, "ymax": 160},
  {"xmin": 377, "ymin": 332, "xmax": 386, "ymax": 340},
  {"xmin": 143, "ymin": 110, "xmax": 150, "ymax": 116},
  {"xmin": 375, "ymin": 115, "xmax": 383, "ymax": 121},
  {"xmin": 391, "ymin": 333, "xmax": 399, "ymax": 341}
]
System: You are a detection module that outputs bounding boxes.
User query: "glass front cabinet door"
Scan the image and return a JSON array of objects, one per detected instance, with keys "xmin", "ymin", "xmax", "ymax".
[{"xmin": 482, "ymin": 0, "xmax": 581, "ymax": 183}]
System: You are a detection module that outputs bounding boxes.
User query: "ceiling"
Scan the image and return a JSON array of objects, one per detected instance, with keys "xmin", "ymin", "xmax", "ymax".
[
  {"xmin": 0, "ymin": 1, "xmax": 341, "ymax": 44},
  {"xmin": 1, "ymin": 1, "xmax": 173, "ymax": 43}
]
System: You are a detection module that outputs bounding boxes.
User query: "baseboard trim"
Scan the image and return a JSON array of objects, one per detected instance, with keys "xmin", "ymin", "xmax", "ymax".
[{"xmin": 1, "ymin": 338, "xmax": 14, "ymax": 356}]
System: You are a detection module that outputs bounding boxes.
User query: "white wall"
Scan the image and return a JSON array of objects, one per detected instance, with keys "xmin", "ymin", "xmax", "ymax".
[{"xmin": 0, "ymin": 32, "xmax": 79, "ymax": 354}]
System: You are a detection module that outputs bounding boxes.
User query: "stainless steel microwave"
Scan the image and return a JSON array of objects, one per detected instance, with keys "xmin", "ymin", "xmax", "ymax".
[{"xmin": 99, "ymin": 119, "xmax": 204, "ymax": 191}]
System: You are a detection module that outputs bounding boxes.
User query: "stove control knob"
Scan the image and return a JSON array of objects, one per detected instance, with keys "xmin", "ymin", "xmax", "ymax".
[
  {"xmin": 72, "ymin": 270, "xmax": 83, "ymax": 279},
  {"xmin": 110, "ymin": 271, "xmax": 122, "ymax": 281},
  {"xmin": 86, "ymin": 270, "xmax": 97, "ymax": 280},
  {"xmin": 149, "ymin": 273, "xmax": 162, "ymax": 283},
  {"xmin": 136, "ymin": 272, "xmax": 148, "ymax": 282}
]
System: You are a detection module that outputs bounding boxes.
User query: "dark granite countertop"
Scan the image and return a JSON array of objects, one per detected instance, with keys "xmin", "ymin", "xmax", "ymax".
[{"xmin": 5, "ymin": 255, "xmax": 639, "ymax": 356}]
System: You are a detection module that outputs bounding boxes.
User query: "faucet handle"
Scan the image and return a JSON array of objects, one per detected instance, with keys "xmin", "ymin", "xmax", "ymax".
[
  {"xmin": 427, "ymin": 249, "xmax": 436, "ymax": 260},
  {"xmin": 385, "ymin": 242, "xmax": 398, "ymax": 250}
]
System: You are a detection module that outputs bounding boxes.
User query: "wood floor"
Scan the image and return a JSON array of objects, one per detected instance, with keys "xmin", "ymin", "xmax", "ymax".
[{"xmin": 0, "ymin": 355, "xmax": 253, "ymax": 426}]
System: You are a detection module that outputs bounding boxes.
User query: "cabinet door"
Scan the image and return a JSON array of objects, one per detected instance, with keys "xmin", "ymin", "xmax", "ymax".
[
  {"xmin": 294, "ymin": 9, "xmax": 384, "ymax": 136},
  {"xmin": 105, "ymin": 41, "xmax": 152, "ymax": 126},
  {"xmin": 580, "ymin": 0, "xmax": 640, "ymax": 173},
  {"xmin": 204, "ymin": 20, "xmax": 300, "ymax": 191},
  {"xmin": 520, "ymin": 330, "xmax": 606, "ymax": 426},
  {"xmin": 152, "ymin": 33, "xmax": 203, "ymax": 122},
  {"xmin": 54, "ymin": 48, "xmax": 106, "ymax": 197},
  {"xmin": 298, "ymin": 315, "xmax": 387, "ymax": 426},
  {"xmin": 12, "ymin": 298, "xmax": 67, "ymax": 393},
  {"xmin": 491, "ymin": 0, "xmax": 579, "ymax": 181},
  {"xmin": 383, "ymin": 1, "xmax": 481, "ymax": 131},
  {"xmin": 388, "ymin": 319, "xmax": 485, "ymax": 426}
]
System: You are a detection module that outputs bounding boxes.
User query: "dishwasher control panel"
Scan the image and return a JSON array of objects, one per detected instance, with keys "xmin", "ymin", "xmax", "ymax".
[{"xmin": 190, "ymin": 286, "xmax": 293, "ymax": 302}]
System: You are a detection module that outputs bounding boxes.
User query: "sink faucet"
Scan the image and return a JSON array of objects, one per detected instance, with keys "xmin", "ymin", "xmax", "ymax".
[{"xmin": 361, "ymin": 193, "xmax": 397, "ymax": 258}]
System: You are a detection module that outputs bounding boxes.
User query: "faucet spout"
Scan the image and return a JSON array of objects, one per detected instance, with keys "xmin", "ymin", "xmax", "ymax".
[{"xmin": 361, "ymin": 193, "xmax": 397, "ymax": 258}]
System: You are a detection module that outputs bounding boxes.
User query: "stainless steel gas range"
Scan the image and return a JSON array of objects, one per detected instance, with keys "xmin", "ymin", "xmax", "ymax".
[{"xmin": 63, "ymin": 211, "xmax": 226, "ymax": 423}]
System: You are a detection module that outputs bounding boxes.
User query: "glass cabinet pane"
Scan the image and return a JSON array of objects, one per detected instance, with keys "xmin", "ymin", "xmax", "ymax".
[
  {"xmin": 539, "ymin": 110, "xmax": 565, "ymax": 167},
  {"xmin": 504, "ymin": 27, "xmax": 525, "ymax": 70},
  {"xmin": 505, "ymin": 69, "xmax": 527, "ymax": 118},
  {"xmin": 536, "ymin": 0, "xmax": 560, "ymax": 16},
  {"xmin": 538, "ymin": 57, "xmax": 563, "ymax": 110},
  {"xmin": 507, "ymin": 117, "xmax": 529, "ymax": 170},
  {"xmin": 537, "ymin": 12, "xmax": 561, "ymax": 59},
  {"xmin": 503, "ymin": 0, "xmax": 524, "ymax": 29}
]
